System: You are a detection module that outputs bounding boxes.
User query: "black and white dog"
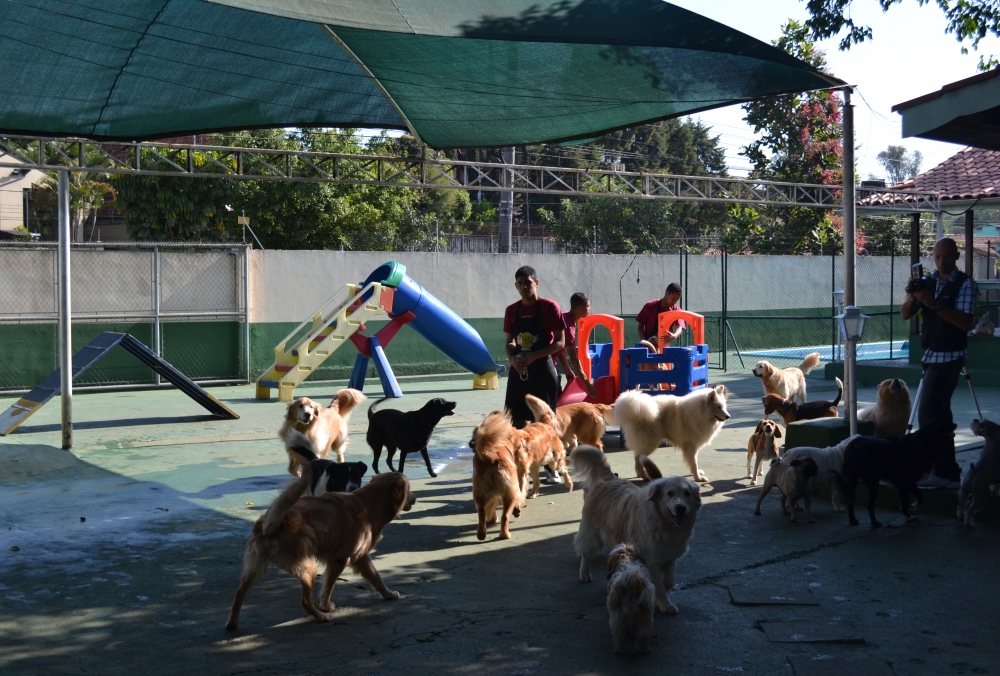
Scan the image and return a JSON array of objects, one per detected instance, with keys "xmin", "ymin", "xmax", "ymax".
[
  {"xmin": 366, "ymin": 397, "xmax": 456, "ymax": 477},
  {"xmin": 285, "ymin": 429, "xmax": 368, "ymax": 496}
]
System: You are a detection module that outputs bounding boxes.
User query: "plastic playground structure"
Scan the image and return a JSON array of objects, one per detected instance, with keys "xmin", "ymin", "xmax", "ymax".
[
  {"xmin": 557, "ymin": 310, "xmax": 710, "ymax": 407},
  {"xmin": 256, "ymin": 261, "xmax": 504, "ymax": 401}
]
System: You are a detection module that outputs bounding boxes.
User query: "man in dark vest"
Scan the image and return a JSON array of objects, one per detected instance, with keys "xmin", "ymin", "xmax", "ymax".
[{"xmin": 900, "ymin": 237, "xmax": 977, "ymax": 489}]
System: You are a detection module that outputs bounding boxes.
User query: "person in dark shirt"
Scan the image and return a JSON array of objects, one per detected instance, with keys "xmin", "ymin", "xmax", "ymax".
[
  {"xmin": 636, "ymin": 282, "xmax": 685, "ymax": 348},
  {"xmin": 555, "ymin": 292, "xmax": 597, "ymax": 398},
  {"xmin": 503, "ymin": 266, "xmax": 565, "ymax": 429}
]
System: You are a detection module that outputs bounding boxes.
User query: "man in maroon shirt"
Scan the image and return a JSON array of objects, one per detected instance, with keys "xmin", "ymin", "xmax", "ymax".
[
  {"xmin": 503, "ymin": 266, "xmax": 565, "ymax": 429},
  {"xmin": 555, "ymin": 292, "xmax": 597, "ymax": 398},
  {"xmin": 636, "ymin": 282, "xmax": 685, "ymax": 348}
]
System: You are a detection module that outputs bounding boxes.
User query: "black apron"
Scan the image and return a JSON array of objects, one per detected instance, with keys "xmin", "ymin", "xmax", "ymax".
[{"xmin": 505, "ymin": 302, "xmax": 561, "ymax": 427}]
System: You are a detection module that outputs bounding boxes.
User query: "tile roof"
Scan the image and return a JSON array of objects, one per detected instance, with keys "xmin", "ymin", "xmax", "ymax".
[{"xmin": 891, "ymin": 146, "xmax": 1000, "ymax": 201}]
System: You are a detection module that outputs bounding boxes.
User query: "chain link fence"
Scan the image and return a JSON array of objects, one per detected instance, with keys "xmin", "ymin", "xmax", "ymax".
[{"xmin": 0, "ymin": 242, "xmax": 248, "ymax": 393}]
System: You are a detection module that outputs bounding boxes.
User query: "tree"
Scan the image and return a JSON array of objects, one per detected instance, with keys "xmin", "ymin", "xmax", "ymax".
[
  {"xmin": 876, "ymin": 145, "xmax": 923, "ymax": 185},
  {"xmin": 728, "ymin": 20, "xmax": 844, "ymax": 254},
  {"xmin": 38, "ymin": 148, "xmax": 116, "ymax": 242},
  {"xmin": 803, "ymin": 0, "xmax": 1000, "ymax": 70}
]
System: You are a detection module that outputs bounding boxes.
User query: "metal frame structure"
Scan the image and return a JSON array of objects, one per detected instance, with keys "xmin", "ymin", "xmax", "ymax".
[{"xmin": 1, "ymin": 134, "xmax": 939, "ymax": 212}]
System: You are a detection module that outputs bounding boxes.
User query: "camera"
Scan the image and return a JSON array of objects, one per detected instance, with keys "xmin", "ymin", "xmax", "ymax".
[{"xmin": 908, "ymin": 263, "xmax": 935, "ymax": 294}]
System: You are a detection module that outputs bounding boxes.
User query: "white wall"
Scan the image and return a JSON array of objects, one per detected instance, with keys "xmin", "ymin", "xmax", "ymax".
[{"xmin": 0, "ymin": 156, "xmax": 46, "ymax": 231}]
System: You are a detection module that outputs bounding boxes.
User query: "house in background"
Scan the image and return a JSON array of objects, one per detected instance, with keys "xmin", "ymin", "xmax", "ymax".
[{"xmin": 0, "ymin": 153, "xmax": 46, "ymax": 238}]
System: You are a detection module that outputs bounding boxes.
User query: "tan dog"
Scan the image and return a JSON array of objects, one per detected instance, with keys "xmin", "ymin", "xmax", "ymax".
[
  {"xmin": 762, "ymin": 378, "xmax": 842, "ymax": 425},
  {"xmin": 752, "ymin": 353, "xmax": 821, "ymax": 403},
  {"xmin": 746, "ymin": 419, "xmax": 782, "ymax": 485},
  {"xmin": 546, "ymin": 401, "xmax": 614, "ymax": 451},
  {"xmin": 573, "ymin": 446, "xmax": 701, "ymax": 615},
  {"xmin": 470, "ymin": 411, "xmax": 523, "ymax": 540},
  {"xmin": 225, "ymin": 465, "xmax": 415, "ymax": 630},
  {"xmin": 606, "ymin": 543, "xmax": 655, "ymax": 654},
  {"xmin": 858, "ymin": 378, "xmax": 911, "ymax": 437},
  {"xmin": 754, "ymin": 457, "xmax": 819, "ymax": 523},
  {"xmin": 279, "ymin": 389, "xmax": 366, "ymax": 476},
  {"xmin": 518, "ymin": 395, "xmax": 574, "ymax": 497}
]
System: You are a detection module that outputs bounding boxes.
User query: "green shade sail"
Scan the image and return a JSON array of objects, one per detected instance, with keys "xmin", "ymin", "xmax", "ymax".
[{"xmin": 1, "ymin": 0, "xmax": 844, "ymax": 148}]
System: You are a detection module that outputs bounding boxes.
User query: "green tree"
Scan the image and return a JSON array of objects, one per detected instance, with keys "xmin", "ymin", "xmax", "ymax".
[
  {"xmin": 37, "ymin": 147, "xmax": 116, "ymax": 242},
  {"xmin": 803, "ymin": 0, "xmax": 1000, "ymax": 70},
  {"xmin": 876, "ymin": 145, "xmax": 923, "ymax": 186},
  {"xmin": 729, "ymin": 20, "xmax": 844, "ymax": 254}
]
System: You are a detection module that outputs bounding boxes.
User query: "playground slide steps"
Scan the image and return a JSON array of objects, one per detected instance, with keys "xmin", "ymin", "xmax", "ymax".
[{"xmin": 256, "ymin": 282, "xmax": 391, "ymax": 402}]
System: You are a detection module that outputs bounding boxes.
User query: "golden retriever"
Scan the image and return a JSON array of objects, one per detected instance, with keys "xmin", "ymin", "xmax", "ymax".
[
  {"xmin": 606, "ymin": 543, "xmax": 655, "ymax": 654},
  {"xmin": 470, "ymin": 411, "xmax": 523, "ymax": 540},
  {"xmin": 752, "ymin": 353, "xmax": 821, "ymax": 403},
  {"xmin": 858, "ymin": 378, "xmax": 911, "ymax": 437},
  {"xmin": 518, "ymin": 395, "xmax": 574, "ymax": 497},
  {"xmin": 746, "ymin": 419, "xmax": 781, "ymax": 485},
  {"xmin": 609, "ymin": 386, "xmax": 730, "ymax": 483},
  {"xmin": 225, "ymin": 464, "xmax": 415, "ymax": 630},
  {"xmin": 279, "ymin": 389, "xmax": 366, "ymax": 476},
  {"xmin": 573, "ymin": 446, "xmax": 701, "ymax": 615},
  {"xmin": 545, "ymin": 401, "xmax": 614, "ymax": 451}
]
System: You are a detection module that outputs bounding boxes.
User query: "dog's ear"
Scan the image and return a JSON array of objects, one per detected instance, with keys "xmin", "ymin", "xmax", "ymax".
[
  {"xmin": 790, "ymin": 458, "xmax": 801, "ymax": 467},
  {"xmin": 773, "ymin": 425, "xmax": 782, "ymax": 439},
  {"xmin": 357, "ymin": 461, "xmax": 368, "ymax": 475},
  {"xmin": 753, "ymin": 420, "xmax": 764, "ymax": 435},
  {"xmin": 714, "ymin": 384, "xmax": 728, "ymax": 398},
  {"xmin": 646, "ymin": 481, "xmax": 663, "ymax": 503}
]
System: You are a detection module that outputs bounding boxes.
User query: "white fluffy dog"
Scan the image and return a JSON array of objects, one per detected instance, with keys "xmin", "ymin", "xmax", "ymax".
[
  {"xmin": 610, "ymin": 385, "xmax": 730, "ymax": 482},
  {"xmin": 573, "ymin": 446, "xmax": 701, "ymax": 615},
  {"xmin": 858, "ymin": 378, "xmax": 911, "ymax": 437},
  {"xmin": 752, "ymin": 353, "xmax": 820, "ymax": 403},
  {"xmin": 781, "ymin": 434, "xmax": 859, "ymax": 512}
]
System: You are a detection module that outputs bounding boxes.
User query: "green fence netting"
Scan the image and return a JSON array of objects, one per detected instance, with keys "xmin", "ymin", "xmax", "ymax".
[{"xmin": 1, "ymin": 0, "xmax": 843, "ymax": 147}]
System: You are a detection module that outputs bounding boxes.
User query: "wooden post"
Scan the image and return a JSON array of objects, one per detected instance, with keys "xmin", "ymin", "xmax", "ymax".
[
  {"xmin": 910, "ymin": 213, "xmax": 920, "ymax": 335},
  {"xmin": 965, "ymin": 209, "xmax": 975, "ymax": 277}
]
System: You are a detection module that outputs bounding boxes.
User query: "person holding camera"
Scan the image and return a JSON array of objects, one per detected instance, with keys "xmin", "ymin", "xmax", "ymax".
[{"xmin": 900, "ymin": 237, "xmax": 977, "ymax": 489}]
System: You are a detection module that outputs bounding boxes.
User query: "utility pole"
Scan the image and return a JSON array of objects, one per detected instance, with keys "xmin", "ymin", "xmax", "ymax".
[
  {"xmin": 498, "ymin": 147, "xmax": 514, "ymax": 253},
  {"xmin": 842, "ymin": 87, "xmax": 858, "ymax": 435}
]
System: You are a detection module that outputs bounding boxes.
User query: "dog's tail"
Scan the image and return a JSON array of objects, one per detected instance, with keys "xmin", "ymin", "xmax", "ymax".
[
  {"xmin": 524, "ymin": 394, "xmax": 556, "ymax": 426},
  {"xmin": 831, "ymin": 377, "xmax": 844, "ymax": 408},
  {"xmin": 332, "ymin": 388, "xmax": 366, "ymax": 417},
  {"xmin": 471, "ymin": 410, "xmax": 514, "ymax": 462},
  {"xmin": 797, "ymin": 352, "xmax": 821, "ymax": 376},
  {"xmin": 367, "ymin": 397, "xmax": 388, "ymax": 420},
  {"xmin": 571, "ymin": 446, "xmax": 615, "ymax": 487},
  {"xmin": 262, "ymin": 458, "xmax": 313, "ymax": 536},
  {"xmin": 594, "ymin": 403, "xmax": 615, "ymax": 426},
  {"xmin": 284, "ymin": 428, "xmax": 319, "ymax": 462},
  {"xmin": 639, "ymin": 339, "xmax": 658, "ymax": 354},
  {"xmin": 637, "ymin": 454, "xmax": 662, "ymax": 480},
  {"xmin": 609, "ymin": 390, "xmax": 658, "ymax": 428}
]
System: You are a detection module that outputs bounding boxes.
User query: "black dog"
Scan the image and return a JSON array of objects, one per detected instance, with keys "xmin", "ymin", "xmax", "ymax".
[
  {"xmin": 366, "ymin": 397, "xmax": 456, "ymax": 477},
  {"xmin": 286, "ymin": 429, "xmax": 368, "ymax": 496},
  {"xmin": 833, "ymin": 422, "xmax": 956, "ymax": 528}
]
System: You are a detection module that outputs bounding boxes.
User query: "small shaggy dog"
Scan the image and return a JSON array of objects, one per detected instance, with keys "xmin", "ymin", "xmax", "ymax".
[
  {"xmin": 781, "ymin": 435, "xmax": 860, "ymax": 512},
  {"xmin": 610, "ymin": 386, "xmax": 730, "ymax": 482},
  {"xmin": 754, "ymin": 457, "xmax": 820, "ymax": 523},
  {"xmin": 958, "ymin": 419, "xmax": 1000, "ymax": 529},
  {"xmin": 746, "ymin": 419, "xmax": 782, "ymax": 485},
  {"xmin": 366, "ymin": 397, "xmax": 456, "ymax": 477},
  {"xmin": 279, "ymin": 389, "xmax": 366, "ymax": 476},
  {"xmin": 834, "ymin": 423, "xmax": 957, "ymax": 528},
  {"xmin": 470, "ymin": 411, "xmax": 523, "ymax": 540},
  {"xmin": 752, "ymin": 353, "xmax": 821, "ymax": 403},
  {"xmin": 225, "ymin": 461, "xmax": 415, "ymax": 630},
  {"xmin": 606, "ymin": 543, "xmax": 655, "ymax": 654},
  {"xmin": 518, "ymin": 395, "xmax": 574, "ymax": 497},
  {"xmin": 573, "ymin": 446, "xmax": 701, "ymax": 615},
  {"xmin": 858, "ymin": 378, "xmax": 911, "ymax": 437},
  {"xmin": 547, "ymin": 401, "xmax": 615, "ymax": 451},
  {"xmin": 762, "ymin": 377, "xmax": 842, "ymax": 425},
  {"xmin": 285, "ymin": 429, "xmax": 368, "ymax": 496},
  {"xmin": 973, "ymin": 314, "xmax": 995, "ymax": 337}
]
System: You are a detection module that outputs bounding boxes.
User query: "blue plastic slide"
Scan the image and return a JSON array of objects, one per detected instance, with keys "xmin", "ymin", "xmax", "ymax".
[{"xmin": 361, "ymin": 262, "xmax": 504, "ymax": 377}]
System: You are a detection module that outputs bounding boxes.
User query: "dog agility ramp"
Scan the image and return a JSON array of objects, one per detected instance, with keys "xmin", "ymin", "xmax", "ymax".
[{"xmin": 0, "ymin": 332, "xmax": 238, "ymax": 436}]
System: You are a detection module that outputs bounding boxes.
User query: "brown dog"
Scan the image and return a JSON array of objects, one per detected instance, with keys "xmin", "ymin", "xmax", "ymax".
[
  {"xmin": 470, "ymin": 411, "xmax": 523, "ymax": 540},
  {"xmin": 762, "ymin": 377, "xmax": 842, "ymax": 426},
  {"xmin": 754, "ymin": 457, "xmax": 819, "ymax": 523},
  {"xmin": 225, "ymin": 465, "xmax": 415, "ymax": 630},
  {"xmin": 279, "ymin": 389, "xmax": 366, "ymax": 476},
  {"xmin": 858, "ymin": 378, "xmax": 911, "ymax": 437},
  {"xmin": 606, "ymin": 543, "xmax": 655, "ymax": 654},
  {"xmin": 519, "ymin": 395, "xmax": 574, "ymax": 497},
  {"xmin": 746, "ymin": 419, "xmax": 782, "ymax": 485},
  {"xmin": 547, "ymin": 401, "xmax": 614, "ymax": 451},
  {"xmin": 752, "ymin": 353, "xmax": 821, "ymax": 403}
]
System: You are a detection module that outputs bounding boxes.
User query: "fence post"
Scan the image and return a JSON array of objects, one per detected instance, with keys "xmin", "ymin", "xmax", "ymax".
[
  {"xmin": 244, "ymin": 245, "xmax": 251, "ymax": 383},
  {"xmin": 721, "ymin": 246, "xmax": 728, "ymax": 371},
  {"xmin": 57, "ymin": 169, "xmax": 72, "ymax": 450},
  {"xmin": 153, "ymin": 246, "xmax": 161, "ymax": 386},
  {"xmin": 889, "ymin": 246, "xmax": 894, "ymax": 359}
]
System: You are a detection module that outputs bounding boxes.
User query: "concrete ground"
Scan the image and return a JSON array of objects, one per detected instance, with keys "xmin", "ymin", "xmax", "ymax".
[{"xmin": 1, "ymin": 373, "xmax": 998, "ymax": 676}]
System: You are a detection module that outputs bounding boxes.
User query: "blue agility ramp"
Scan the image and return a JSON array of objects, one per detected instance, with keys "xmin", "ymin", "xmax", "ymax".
[{"xmin": 0, "ymin": 332, "xmax": 239, "ymax": 436}]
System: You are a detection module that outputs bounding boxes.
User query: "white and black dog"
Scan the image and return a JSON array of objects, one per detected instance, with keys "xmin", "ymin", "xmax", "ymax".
[{"xmin": 285, "ymin": 429, "xmax": 368, "ymax": 496}]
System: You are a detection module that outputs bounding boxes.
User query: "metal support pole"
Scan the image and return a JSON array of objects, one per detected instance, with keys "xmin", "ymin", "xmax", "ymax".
[
  {"xmin": 244, "ymin": 245, "xmax": 251, "ymax": 383},
  {"xmin": 57, "ymin": 169, "xmax": 72, "ymax": 450},
  {"xmin": 910, "ymin": 212, "xmax": 921, "ymax": 336},
  {"xmin": 935, "ymin": 211, "xmax": 944, "ymax": 240},
  {"xmin": 498, "ymin": 147, "xmax": 514, "ymax": 253},
  {"xmin": 843, "ymin": 88, "xmax": 858, "ymax": 435},
  {"xmin": 965, "ymin": 209, "xmax": 974, "ymax": 277},
  {"xmin": 153, "ymin": 246, "xmax": 161, "ymax": 386}
]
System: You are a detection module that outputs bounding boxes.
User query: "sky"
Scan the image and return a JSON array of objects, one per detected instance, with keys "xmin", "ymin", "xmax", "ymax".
[{"xmin": 668, "ymin": 0, "xmax": 1000, "ymax": 179}]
